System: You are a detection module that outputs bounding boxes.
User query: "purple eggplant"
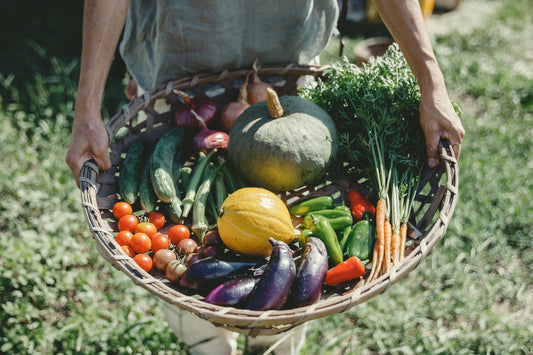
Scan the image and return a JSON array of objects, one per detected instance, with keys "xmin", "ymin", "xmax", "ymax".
[
  {"xmin": 246, "ymin": 238, "xmax": 296, "ymax": 311},
  {"xmin": 179, "ymin": 257, "xmax": 266, "ymax": 292},
  {"xmin": 204, "ymin": 276, "xmax": 260, "ymax": 307},
  {"xmin": 285, "ymin": 237, "xmax": 328, "ymax": 308}
]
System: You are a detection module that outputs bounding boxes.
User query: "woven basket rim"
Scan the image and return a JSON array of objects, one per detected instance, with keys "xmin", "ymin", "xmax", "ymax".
[{"xmin": 80, "ymin": 64, "xmax": 459, "ymax": 336}]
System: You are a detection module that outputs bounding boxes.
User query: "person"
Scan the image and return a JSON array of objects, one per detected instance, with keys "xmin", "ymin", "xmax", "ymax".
[{"xmin": 66, "ymin": 1, "xmax": 465, "ymax": 354}]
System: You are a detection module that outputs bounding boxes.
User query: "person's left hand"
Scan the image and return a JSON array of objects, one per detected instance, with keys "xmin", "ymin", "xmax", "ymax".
[{"xmin": 419, "ymin": 88, "xmax": 465, "ymax": 168}]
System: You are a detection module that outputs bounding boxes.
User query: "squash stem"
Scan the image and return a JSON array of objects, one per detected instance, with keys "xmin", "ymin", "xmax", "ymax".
[{"xmin": 267, "ymin": 87, "xmax": 284, "ymax": 118}]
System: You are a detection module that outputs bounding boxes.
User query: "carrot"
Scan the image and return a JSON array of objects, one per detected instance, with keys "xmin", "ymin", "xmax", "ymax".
[
  {"xmin": 399, "ymin": 222, "xmax": 408, "ymax": 261},
  {"xmin": 368, "ymin": 198, "xmax": 386, "ymax": 281},
  {"xmin": 391, "ymin": 227, "xmax": 400, "ymax": 265},
  {"xmin": 382, "ymin": 218, "xmax": 392, "ymax": 275}
]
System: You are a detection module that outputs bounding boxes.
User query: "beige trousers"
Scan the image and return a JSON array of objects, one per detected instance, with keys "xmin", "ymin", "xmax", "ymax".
[{"xmin": 162, "ymin": 302, "xmax": 308, "ymax": 355}]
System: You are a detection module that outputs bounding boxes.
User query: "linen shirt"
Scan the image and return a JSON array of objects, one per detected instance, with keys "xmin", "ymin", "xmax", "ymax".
[{"xmin": 119, "ymin": 0, "xmax": 339, "ymax": 90}]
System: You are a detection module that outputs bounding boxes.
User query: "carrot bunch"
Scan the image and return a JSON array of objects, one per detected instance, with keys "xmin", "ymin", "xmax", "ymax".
[{"xmin": 301, "ymin": 44, "xmax": 440, "ymax": 283}]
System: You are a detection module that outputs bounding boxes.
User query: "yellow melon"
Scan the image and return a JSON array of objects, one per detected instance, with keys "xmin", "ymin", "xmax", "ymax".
[{"xmin": 217, "ymin": 187, "xmax": 295, "ymax": 256}]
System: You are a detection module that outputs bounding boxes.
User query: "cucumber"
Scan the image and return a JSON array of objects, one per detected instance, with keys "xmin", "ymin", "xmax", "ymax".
[
  {"xmin": 165, "ymin": 150, "xmax": 186, "ymax": 223},
  {"xmin": 118, "ymin": 138, "xmax": 148, "ymax": 204},
  {"xmin": 139, "ymin": 151, "xmax": 157, "ymax": 213},
  {"xmin": 150, "ymin": 127, "xmax": 185, "ymax": 203}
]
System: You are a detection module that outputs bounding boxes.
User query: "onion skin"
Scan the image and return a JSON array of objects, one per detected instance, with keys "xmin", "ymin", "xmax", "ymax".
[
  {"xmin": 191, "ymin": 110, "xmax": 229, "ymax": 154},
  {"xmin": 247, "ymin": 71, "xmax": 271, "ymax": 105},
  {"xmin": 220, "ymin": 75, "xmax": 250, "ymax": 132},
  {"xmin": 174, "ymin": 90, "xmax": 217, "ymax": 129}
]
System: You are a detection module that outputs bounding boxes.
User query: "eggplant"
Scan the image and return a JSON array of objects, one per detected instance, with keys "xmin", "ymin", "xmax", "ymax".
[
  {"xmin": 179, "ymin": 256, "xmax": 266, "ymax": 292},
  {"xmin": 204, "ymin": 276, "xmax": 260, "ymax": 307},
  {"xmin": 246, "ymin": 238, "xmax": 296, "ymax": 311},
  {"xmin": 285, "ymin": 237, "xmax": 328, "ymax": 308}
]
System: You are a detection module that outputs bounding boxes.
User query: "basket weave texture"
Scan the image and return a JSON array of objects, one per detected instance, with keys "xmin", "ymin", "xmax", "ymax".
[{"xmin": 80, "ymin": 64, "xmax": 459, "ymax": 336}]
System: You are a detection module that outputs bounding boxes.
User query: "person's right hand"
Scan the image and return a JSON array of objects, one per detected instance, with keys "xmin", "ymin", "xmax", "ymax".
[{"xmin": 65, "ymin": 109, "xmax": 112, "ymax": 188}]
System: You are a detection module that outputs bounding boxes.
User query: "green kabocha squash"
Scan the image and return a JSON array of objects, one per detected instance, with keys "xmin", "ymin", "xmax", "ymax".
[{"xmin": 228, "ymin": 87, "xmax": 338, "ymax": 192}]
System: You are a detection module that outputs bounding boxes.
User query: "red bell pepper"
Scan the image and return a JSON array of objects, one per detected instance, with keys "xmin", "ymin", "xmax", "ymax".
[
  {"xmin": 325, "ymin": 256, "xmax": 365, "ymax": 286},
  {"xmin": 347, "ymin": 189, "xmax": 376, "ymax": 221}
]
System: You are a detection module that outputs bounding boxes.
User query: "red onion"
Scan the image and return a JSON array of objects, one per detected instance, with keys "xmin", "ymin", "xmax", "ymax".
[
  {"xmin": 191, "ymin": 110, "xmax": 229, "ymax": 154},
  {"xmin": 220, "ymin": 73, "xmax": 250, "ymax": 132},
  {"xmin": 174, "ymin": 90, "xmax": 218, "ymax": 129}
]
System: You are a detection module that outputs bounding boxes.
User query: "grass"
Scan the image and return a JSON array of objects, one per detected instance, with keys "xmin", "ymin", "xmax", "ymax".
[{"xmin": 1, "ymin": 0, "xmax": 531, "ymax": 354}]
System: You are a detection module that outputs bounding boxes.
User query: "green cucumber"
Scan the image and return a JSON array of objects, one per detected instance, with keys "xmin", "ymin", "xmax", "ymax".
[
  {"xmin": 139, "ymin": 151, "xmax": 157, "ymax": 213},
  {"xmin": 150, "ymin": 127, "xmax": 185, "ymax": 203},
  {"xmin": 118, "ymin": 138, "xmax": 148, "ymax": 204}
]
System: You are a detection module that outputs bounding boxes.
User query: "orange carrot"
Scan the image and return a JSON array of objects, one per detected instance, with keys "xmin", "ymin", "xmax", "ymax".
[
  {"xmin": 399, "ymin": 222, "xmax": 408, "ymax": 261},
  {"xmin": 391, "ymin": 228, "xmax": 400, "ymax": 265},
  {"xmin": 382, "ymin": 218, "xmax": 392, "ymax": 275},
  {"xmin": 368, "ymin": 198, "xmax": 386, "ymax": 281}
]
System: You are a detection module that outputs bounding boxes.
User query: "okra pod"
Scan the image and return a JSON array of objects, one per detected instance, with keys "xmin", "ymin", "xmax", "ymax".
[
  {"xmin": 182, "ymin": 149, "xmax": 216, "ymax": 218},
  {"xmin": 191, "ymin": 161, "xmax": 226, "ymax": 243}
]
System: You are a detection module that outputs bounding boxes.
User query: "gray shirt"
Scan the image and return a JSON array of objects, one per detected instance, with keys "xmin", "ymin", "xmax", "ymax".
[{"xmin": 120, "ymin": 0, "xmax": 339, "ymax": 90}]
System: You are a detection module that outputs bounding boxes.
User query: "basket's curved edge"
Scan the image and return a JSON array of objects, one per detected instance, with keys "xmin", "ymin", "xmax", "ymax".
[{"xmin": 80, "ymin": 66, "xmax": 460, "ymax": 336}]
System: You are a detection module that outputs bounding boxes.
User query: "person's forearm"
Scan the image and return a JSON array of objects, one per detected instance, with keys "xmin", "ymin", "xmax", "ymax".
[
  {"xmin": 76, "ymin": 0, "xmax": 130, "ymax": 114},
  {"xmin": 373, "ymin": 0, "xmax": 445, "ymax": 95}
]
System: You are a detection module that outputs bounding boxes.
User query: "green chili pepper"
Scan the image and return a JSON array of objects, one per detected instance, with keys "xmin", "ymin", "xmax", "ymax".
[
  {"xmin": 289, "ymin": 195, "xmax": 334, "ymax": 216},
  {"xmin": 339, "ymin": 225, "xmax": 352, "ymax": 251},
  {"xmin": 303, "ymin": 213, "xmax": 353, "ymax": 231},
  {"xmin": 310, "ymin": 215, "xmax": 343, "ymax": 265},
  {"xmin": 346, "ymin": 218, "xmax": 373, "ymax": 261},
  {"xmin": 298, "ymin": 229, "xmax": 314, "ymax": 249},
  {"xmin": 334, "ymin": 203, "xmax": 352, "ymax": 215}
]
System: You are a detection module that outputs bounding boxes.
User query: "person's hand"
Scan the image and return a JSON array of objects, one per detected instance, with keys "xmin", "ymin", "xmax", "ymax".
[
  {"xmin": 65, "ymin": 109, "xmax": 112, "ymax": 188},
  {"xmin": 419, "ymin": 88, "xmax": 465, "ymax": 168}
]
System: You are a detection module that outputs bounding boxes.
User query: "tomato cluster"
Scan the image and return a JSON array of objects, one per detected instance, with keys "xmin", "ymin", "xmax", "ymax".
[{"xmin": 111, "ymin": 202, "xmax": 198, "ymax": 276}]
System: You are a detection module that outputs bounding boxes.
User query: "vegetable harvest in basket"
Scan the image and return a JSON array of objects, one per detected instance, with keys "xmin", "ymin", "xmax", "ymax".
[{"xmin": 111, "ymin": 46, "xmax": 463, "ymax": 311}]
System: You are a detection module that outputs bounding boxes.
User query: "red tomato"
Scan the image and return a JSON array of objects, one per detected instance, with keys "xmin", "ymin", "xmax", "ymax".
[
  {"xmin": 134, "ymin": 254, "xmax": 153, "ymax": 272},
  {"xmin": 117, "ymin": 214, "xmax": 138, "ymax": 233},
  {"xmin": 113, "ymin": 201, "xmax": 132, "ymax": 219},
  {"xmin": 115, "ymin": 230, "xmax": 133, "ymax": 246},
  {"xmin": 131, "ymin": 232, "xmax": 151, "ymax": 254},
  {"xmin": 121, "ymin": 245, "xmax": 135, "ymax": 258},
  {"xmin": 148, "ymin": 211, "xmax": 166, "ymax": 230},
  {"xmin": 153, "ymin": 249, "xmax": 177, "ymax": 271},
  {"xmin": 135, "ymin": 222, "xmax": 157, "ymax": 239},
  {"xmin": 168, "ymin": 225, "xmax": 190, "ymax": 245},
  {"xmin": 151, "ymin": 233, "xmax": 170, "ymax": 253}
]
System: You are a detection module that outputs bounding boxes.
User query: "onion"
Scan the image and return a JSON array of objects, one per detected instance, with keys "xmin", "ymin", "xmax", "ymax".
[
  {"xmin": 191, "ymin": 110, "xmax": 229, "ymax": 154},
  {"xmin": 247, "ymin": 59, "xmax": 272, "ymax": 104},
  {"xmin": 174, "ymin": 90, "xmax": 218, "ymax": 129},
  {"xmin": 220, "ymin": 73, "xmax": 250, "ymax": 132}
]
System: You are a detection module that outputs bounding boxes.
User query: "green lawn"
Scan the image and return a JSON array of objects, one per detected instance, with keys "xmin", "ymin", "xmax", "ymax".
[{"xmin": 1, "ymin": 0, "xmax": 531, "ymax": 354}]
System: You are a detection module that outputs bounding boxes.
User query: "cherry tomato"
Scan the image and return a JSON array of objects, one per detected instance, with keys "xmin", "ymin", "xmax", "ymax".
[
  {"xmin": 153, "ymin": 249, "xmax": 177, "ymax": 271},
  {"xmin": 130, "ymin": 232, "xmax": 151, "ymax": 254},
  {"xmin": 168, "ymin": 224, "xmax": 190, "ymax": 245},
  {"xmin": 135, "ymin": 222, "xmax": 157, "ymax": 239},
  {"xmin": 117, "ymin": 214, "xmax": 138, "ymax": 233},
  {"xmin": 151, "ymin": 233, "xmax": 170, "ymax": 253},
  {"xmin": 121, "ymin": 245, "xmax": 135, "ymax": 258},
  {"xmin": 134, "ymin": 254, "xmax": 153, "ymax": 272},
  {"xmin": 165, "ymin": 259, "xmax": 187, "ymax": 282},
  {"xmin": 177, "ymin": 238, "xmax": 198, "ymax": 255},
  {"xmin": 115, "ymin": 230, "xmax": 133, "ymax": 246},
  {"xmin": 113, "ymin": 201, "xmax": 132, "ymax": 219},
  {"xmin": 148, "ymin": 211, "xmax": 166, "ymax": 230}
]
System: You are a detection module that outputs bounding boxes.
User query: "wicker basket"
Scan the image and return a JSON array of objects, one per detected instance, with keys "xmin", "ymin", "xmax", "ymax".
[{"xmin": 79, "ymin": 64, "xmax": 459, "ymax": 337}]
